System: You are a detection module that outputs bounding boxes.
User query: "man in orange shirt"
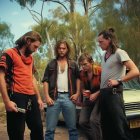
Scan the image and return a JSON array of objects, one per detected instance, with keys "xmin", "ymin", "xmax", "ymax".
[{"xmin": 0, "ymin": 31, "xmax": 44, "ymax": 140}]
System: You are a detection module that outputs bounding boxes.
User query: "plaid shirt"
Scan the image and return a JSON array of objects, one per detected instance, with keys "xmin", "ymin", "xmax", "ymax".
[{"xmin": 80, "ymin": 64, "xmax": 101, "ymax": 93}]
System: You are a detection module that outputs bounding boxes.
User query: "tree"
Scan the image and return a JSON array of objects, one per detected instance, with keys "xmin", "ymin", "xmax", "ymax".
[
  {"xmin": 0, "ymin": 20, "xmax": 14, "ymax": 56},
  {"xmin": 119, "ymin": 0, "xmax": 140, "ymax": 68},
  {"xmin": 94, "ymin": 0, "xmax": 140, "ymax": 68},
  {"xmin": 32, "ymin": 7, "xmax": 96, "ymax": 61}
]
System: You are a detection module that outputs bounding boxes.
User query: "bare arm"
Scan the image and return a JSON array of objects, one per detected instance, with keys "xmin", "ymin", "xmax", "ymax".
[
  {"xmin": 32, "ymin": 76, "xmax": 44, "ymax": 109},
  {"xmin": 122, "ymin": 60, "xmax": 139, "ymax": 82},
  {"xmin": 76, "ymin": 79, "xmax": 81, "ymax": 96},
  {"xmin": 0, "ymin": 70, "xmax": 17, "ymax": 112},
  {"xmin": 108, "ymin": 60, "xmax": 139, "ymax": 86}
]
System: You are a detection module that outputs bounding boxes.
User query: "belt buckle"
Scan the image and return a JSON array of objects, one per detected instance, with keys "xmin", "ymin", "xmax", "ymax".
[{"xmin": 113, "ymin": 88, "xmax": 117, "ymax": 94}]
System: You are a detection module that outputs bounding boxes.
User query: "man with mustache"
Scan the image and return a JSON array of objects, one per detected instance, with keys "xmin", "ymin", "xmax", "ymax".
[{"xmin": 0, "ymin": 31, "xmax": 44, "ymax": 140}]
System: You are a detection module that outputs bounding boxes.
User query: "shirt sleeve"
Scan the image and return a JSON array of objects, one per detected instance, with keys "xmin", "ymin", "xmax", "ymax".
[
  {"xmin": 117, "ymin": 49, "xmax": 131, "ymax": 62},
  {"xmin": 42, "ymin": 64, "xmax": 49, "ymax": 83},
  {"xmin": 75, "ymin": 62, "xmax": 80, "ymax": 79},
  {"xmin": 0, "ymin": 52, "xmax": 13, "ymax": 72}
]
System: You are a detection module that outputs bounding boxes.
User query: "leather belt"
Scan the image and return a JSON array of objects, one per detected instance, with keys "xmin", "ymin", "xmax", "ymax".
[{"xmin": 58, "ymin": 91, "xmax": 68, "ymax": 94}]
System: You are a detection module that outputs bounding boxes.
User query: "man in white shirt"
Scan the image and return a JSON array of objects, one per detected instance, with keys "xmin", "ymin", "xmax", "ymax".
[{"xmin": 42, "ymin": 40, "xmax": 80, "ymax": 140}]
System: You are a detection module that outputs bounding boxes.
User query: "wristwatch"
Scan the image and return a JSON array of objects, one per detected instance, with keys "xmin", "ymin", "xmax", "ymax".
[{"xmin": 117, "ymin": 79, "xmax": 123, "ymax": 85}]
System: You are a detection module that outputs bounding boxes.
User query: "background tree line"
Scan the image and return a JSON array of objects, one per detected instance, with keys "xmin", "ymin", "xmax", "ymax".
[{"xmin": 1, "ymin": 0, "xmax": 140, "ymax": 83}]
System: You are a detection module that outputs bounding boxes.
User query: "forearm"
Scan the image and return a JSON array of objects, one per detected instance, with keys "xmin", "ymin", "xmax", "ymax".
[
  {"xmin": 32, "ymin": 76, "xmax": 41, "ymax": 100},
  {"xmin": 76, "ymin": 79, "xmax": 80, "ymax": 96},
  {"xmin": 122, "ymin": 60, "xmax": 139, "ymax": 82},
  {"xmin": 0, "ymin": 72, "xmax": 10, "ymax": 104},
  {"xmin": 122, "ymin": 69, "xmax": 139, "ymax": 82}
]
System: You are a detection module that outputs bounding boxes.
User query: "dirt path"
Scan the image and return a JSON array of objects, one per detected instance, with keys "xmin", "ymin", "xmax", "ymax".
[
  {"xmin": 0, "ymin": 120, "xmax": 70, "ymax": 140},
  {"xmin": 0, "ymin": 102, "xmax": 85, "ymax": 140}
]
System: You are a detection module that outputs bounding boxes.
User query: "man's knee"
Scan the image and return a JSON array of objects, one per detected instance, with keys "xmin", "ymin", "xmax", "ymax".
[{"xmin": 79, "ymin": 119, "xmax": 88, "ymax": 127}]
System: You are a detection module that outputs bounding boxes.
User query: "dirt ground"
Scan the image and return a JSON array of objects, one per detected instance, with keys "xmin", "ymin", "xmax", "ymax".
[
  {"xmin": 0, "ymin": 120, "xmax": 69, "ymax": 140},
  {"xmin": 0, "ymin": 118, "xmax": 85, "ymax": 140},
  {"xmin": 0, "ymin": 102, "xmax": 85, "ymax": 140}
]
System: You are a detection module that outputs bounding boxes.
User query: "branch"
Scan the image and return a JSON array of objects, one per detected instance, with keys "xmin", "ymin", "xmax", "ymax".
[
  {"xmin": 44, "ymin": 0, "xmax": 69, "ymax": 13},
  {"xmin": 25, "ymin": 5, "xmax": 41, "ymax": 24}
]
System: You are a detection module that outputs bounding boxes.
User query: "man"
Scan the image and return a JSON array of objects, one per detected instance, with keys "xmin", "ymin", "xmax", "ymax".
[
  {"xmin": 97, "ymin": 28, "xmax": 139, "ymax": 140},
  {"xmin": 42, "ymin": 40, "xmax": 80, "ymax": 140},
  {"xmin": 78, "ymin": 53, "xmax": 102, "ymax": 140},
  {"xmin": 0, "ymin": 31, "xmax": 44, "ymax": 140}
]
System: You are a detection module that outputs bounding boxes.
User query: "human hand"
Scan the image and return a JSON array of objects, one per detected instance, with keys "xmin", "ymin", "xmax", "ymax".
[
  {"xmin": 89, "ymin": 92, "xmax": 99, "ymax": 101},
  {"xmin": 70, "ymin": 93, "xmax": 79, "ymax": 103},
  {"xmin": 46, "ymin": 96, "xmax": 54, "ymax": 106},
  {"xmin": 38, "ymin": 98, "xmax": 44, "ymax": 110},
  {"xmin": 108, "ymin": 79, "xmax": 119, "ymax": 87},
  {"xmin": 5, "ymin": 101, "xmax": 18, "ymax": 112}
]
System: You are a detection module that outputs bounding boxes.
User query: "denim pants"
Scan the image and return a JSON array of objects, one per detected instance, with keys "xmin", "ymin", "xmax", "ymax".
[
  {"xmin": 79, "ymin": 98, "xmax": 102, "ymax": 140},
  {"xmin": 100, "ymin": 88, "xmax": 134, "ymax": 140},
  {"xmin": 45, "ymin": 93, "xmax": 78, "ymax": 140}
]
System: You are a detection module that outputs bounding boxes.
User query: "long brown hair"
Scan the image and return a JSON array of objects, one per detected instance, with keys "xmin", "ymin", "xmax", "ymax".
[
  {"xmin": 78, "ymin": 53, "xmax": 93, "ymax": 65},
  {"xmin": 15, "ymin": 31, "xmax": 42, "ymax": 49},
  {"xmin": 98, "ymin": 28, "xmax": 119, "ymax": 54},
  {"xmin": 54, "ymin": 40, "xmax": 71, "ymax": 59}
]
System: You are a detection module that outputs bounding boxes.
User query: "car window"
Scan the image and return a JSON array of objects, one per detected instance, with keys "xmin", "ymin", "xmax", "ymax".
[{"xmin": 123, "ymin": 77, "xmax": 140, "ymax": 90}]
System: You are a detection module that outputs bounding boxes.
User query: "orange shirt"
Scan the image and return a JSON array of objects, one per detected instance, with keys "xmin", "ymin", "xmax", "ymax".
[{"xmin": 0, "ymin": 48, "xmax": 35, "ymax": 95}]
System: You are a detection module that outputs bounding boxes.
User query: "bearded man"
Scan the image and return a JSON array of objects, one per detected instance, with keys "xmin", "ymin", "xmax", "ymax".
[{"xmin": 0, "ymin": 31, "xmax": 44, "ymax": 140}]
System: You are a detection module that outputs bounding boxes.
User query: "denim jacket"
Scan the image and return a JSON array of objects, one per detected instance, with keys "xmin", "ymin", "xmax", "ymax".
[{"xmin": 42, "ymin": 59, "xmax": 80, "ymax": 100}]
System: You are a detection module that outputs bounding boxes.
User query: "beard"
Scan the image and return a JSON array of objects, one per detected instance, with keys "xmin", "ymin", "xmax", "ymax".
[{"xmin": 25, "ymin": 46, "xmax": 33, "ymax": 57}]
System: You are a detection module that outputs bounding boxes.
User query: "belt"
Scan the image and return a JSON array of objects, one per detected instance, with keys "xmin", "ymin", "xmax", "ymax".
[
  {"xmin": 58, "ymin": 91, "xmax": 68, "ymax": 94},
  {"xmin": 100, "ymin": 86, "xmax": 123, "ymax": 94}
]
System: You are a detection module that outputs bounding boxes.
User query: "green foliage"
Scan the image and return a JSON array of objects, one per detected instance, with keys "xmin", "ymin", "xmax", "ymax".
[
  {"xmin": 0, "ymin": 20, "xmax": 14, "ymax": 56},
  {"xmin": 94, "ymin": 0, "xmax": 140, "ymax": 68},
  {"xmin": 9, "ymin": 0, "xmax": 140, "ymax": 74},
  {"xmin": 10, "ymin": 0, "xmax": 37, "ymax": 7},
  {"xmin": 32, "ymin": 9, "xmax": 96, "ymax": 61},
  {"xmin": 33, "ymin": 53, "xmax": 48, "ymax": 82}
]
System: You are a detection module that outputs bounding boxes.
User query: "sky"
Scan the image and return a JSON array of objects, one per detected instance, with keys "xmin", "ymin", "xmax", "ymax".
[
  {"xmin": 0, "ymin": 0, "xmax": 97, "ymax": 42},
  {"xmin": 0, "ymin": 0, "xmax": 53, "ymax": 41}
]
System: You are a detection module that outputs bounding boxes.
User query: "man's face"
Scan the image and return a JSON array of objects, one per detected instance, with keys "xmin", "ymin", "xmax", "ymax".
[
  {"xmin": 58, "ymin": 43, "xmax": 68, "ymax": 58},
  {"xmin": 80, "ymin": 59, "xmax": 92, "ymax": 72},
  {"xmin": 97, "ymin": 34, "xmax": 110, "ymax": 51},
  {"xmin": 25, "ymin": 40, "xmax": 41, "ymax": 56}
]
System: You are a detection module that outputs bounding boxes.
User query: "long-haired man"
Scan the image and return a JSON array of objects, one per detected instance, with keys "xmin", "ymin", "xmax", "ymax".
[{"xmin": 42, "ymin": 40, "xmax": 80, "ymax": 140}]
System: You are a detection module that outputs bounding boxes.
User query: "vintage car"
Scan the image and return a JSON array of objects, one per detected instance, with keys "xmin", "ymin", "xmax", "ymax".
[
  {"xmin": 123, "ymin": 77, "xmax": 140, "ymax": 139},
  {"xmin": 43, "ymin": 77, "xmax": 140, "ymax": 138}
]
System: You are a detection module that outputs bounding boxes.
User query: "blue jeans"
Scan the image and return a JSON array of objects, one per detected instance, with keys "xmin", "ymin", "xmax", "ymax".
[{"xmin": 45, "ymin": 93, "xmax": 78, "ymax": 140}]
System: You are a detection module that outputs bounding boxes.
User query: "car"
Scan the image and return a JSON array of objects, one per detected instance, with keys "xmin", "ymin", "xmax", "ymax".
[
  {"xmin": 123, "ymin": 77, "xmax": 140, "ymax": 139},
  {"xmin": 43, "ymin": 77, "xmax": 140, "ymax": 138}
]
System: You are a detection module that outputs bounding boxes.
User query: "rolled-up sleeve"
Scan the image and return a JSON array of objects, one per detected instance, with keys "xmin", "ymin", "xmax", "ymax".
[{"xmin": 0, "ymin": 53, "xmax": 12, "ymax": 72}]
